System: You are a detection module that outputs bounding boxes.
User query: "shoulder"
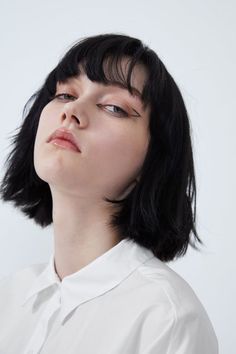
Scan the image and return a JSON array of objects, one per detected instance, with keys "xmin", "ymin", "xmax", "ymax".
[
  {"xmin": 138, "ymin": 257, "xmax": 203, "ymax": 312},
  {"xmin": 135, "ymin": 256, "xmax": 219, "ymax": 353},
  {"xmin": 0, "ymin": 262, "xmax": 47, "ymax": 284},
  {"xmin": 0, "ymin": 262, "xmax": 47, "ymax": 304}
]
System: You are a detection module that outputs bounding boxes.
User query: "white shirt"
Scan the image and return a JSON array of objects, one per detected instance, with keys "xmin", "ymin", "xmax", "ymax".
[{"xmin": 0, "ymin": 238, "xmax": 218, "ymax": 354}]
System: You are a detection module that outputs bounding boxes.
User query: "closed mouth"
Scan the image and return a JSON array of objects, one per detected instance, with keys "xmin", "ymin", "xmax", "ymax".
[{"xmin": 47, "ymin": 129, "xmax": 81, "ymax": 152}]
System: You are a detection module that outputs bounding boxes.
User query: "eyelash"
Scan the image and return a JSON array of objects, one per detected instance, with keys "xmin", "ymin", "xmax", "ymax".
[{"xmin": 51, "ymin": 93, "xmax": 130, "ymax": 118}]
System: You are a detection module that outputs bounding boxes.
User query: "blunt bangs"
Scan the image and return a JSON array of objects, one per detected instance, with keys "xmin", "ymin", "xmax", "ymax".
[{"xmin": 46, "ymin": 34, "xmax": 152, "ymax": 111}]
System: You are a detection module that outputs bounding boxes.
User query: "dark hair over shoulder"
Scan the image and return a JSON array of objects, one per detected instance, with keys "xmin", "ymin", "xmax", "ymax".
[{"xmin": 0, "ymin": 32, "xmax": 203, "ymax": 262}]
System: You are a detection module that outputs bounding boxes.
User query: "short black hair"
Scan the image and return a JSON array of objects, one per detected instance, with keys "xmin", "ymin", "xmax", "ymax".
[{"xmin": 0, "ymin": 32, "xmax": 203, "ymax": 262}]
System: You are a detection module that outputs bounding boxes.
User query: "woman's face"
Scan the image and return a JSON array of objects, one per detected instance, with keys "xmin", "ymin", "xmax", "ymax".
[{"xmin": 33, "ymin": 57, "xmax": 151, "ymax": 201}]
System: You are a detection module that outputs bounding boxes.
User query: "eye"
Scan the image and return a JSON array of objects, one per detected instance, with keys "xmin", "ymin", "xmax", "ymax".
[
  {"xmin": 101, "ymin": 104, "xmax": 129, "ymax": 117},
  {"xmin": 51, "ymin": 93, "xmax": 136, "ymax": 118},
  {"xmin": 52, "ymin": 93, "xmax": 76, "ymax": 101}
]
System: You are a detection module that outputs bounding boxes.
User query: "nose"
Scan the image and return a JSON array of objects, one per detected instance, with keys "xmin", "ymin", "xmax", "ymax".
[{"xmin": 60, "ymin": 101, "xmax": 88, "ymax": 129}]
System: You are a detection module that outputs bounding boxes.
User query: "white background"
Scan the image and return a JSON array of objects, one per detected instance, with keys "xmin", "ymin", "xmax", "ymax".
[{"xmin": 0, "ymin": 1, "xmax": 235, "ymax": 352}]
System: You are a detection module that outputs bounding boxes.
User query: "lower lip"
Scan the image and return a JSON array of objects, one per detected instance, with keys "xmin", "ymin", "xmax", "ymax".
[{"xmin": 50, "ymin": 138, "xmax": 80, "ymax": 152}]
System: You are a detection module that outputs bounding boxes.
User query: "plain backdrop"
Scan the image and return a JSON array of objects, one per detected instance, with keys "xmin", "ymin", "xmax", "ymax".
[{"xmin": 0, "ymin": 0, "xmax": 235, "ymax": 352}]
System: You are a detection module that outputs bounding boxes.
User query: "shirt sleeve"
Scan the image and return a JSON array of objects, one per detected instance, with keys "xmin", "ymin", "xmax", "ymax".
[{"xmin": 142, "ymin": 303, "xmax": 219, "ymax": 354}]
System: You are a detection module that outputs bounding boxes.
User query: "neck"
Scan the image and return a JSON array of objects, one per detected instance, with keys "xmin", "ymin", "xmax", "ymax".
[{"xmin": 51, "ymin": 189, "xmax": 121, "ymax": 281}]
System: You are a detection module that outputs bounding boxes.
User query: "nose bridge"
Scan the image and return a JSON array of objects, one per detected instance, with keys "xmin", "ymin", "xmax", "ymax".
[{"xmin": 61, "ymin": 95, "xmax": 89, "ymax": 128}]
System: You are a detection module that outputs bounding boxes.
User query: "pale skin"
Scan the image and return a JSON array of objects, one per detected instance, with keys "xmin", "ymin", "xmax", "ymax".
[{"xmin": 33, "ymin": 57, "xmax": 151, "ymax": 281}]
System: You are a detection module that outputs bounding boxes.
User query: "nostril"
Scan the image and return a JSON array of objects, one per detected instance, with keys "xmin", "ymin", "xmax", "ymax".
[{"xmin": 72, "ymin": 115, "xmax": 80, "ymax": 124}]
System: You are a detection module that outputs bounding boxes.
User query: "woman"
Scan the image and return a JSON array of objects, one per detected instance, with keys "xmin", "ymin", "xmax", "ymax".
[{"xmin": 0, "ymin": 33, "xmax": 218, "ymax": 353}]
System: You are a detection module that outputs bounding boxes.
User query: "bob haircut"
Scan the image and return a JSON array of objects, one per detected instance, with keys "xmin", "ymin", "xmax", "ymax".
[{"xmin": 0, "ymin": 33, "xmax": 203, "ymax": 262}]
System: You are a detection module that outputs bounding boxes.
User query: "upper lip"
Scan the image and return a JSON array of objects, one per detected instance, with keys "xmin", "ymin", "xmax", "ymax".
[{"xmin": 47, "ymin": 128, "xmax": 81, "ymax": 152}]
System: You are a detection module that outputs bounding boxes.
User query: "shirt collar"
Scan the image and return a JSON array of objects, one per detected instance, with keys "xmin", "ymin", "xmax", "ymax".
[{"xmin": 21, "ymin": 238, "xmax": 155, "ymax": 323}]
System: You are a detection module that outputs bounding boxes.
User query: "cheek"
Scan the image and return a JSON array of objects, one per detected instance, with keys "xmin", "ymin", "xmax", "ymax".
[
  {"xmin": 35, "ymin": 105, "xmax": 56, "ymax": 146},
  {"xmin": 93, "ymin": 128, "xmax": 149, "ymax": 180},
  {"xmin": 34, "ymin": 107, "xmax": 55, "ymax": 165}
]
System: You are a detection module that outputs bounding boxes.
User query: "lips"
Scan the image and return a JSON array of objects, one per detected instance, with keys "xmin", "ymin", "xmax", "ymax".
[{"xmin": 47, "ymin": 128, "xmax": 81, "ymax": 152}]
